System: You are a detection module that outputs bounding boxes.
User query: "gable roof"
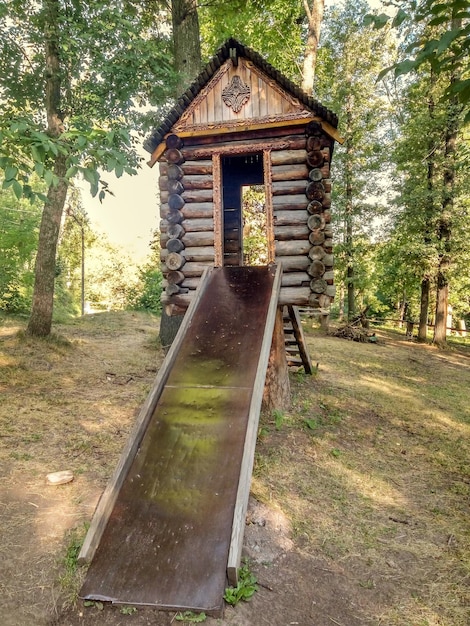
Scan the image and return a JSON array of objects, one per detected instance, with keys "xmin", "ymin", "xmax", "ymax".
[{"xmin": 143, "ymin": 38, "xmax": 338, "ymax": 155}]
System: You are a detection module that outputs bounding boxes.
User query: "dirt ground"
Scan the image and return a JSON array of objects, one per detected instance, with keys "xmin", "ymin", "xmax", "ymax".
[{"xmin": 1, "ymin": 312, "xmax": 469, "ymax": 626}]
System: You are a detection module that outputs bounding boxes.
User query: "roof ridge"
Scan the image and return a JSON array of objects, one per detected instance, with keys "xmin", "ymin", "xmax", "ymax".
[{"xmin": 144, "ymin": 38, "xmax": 338, "ymax": 154}]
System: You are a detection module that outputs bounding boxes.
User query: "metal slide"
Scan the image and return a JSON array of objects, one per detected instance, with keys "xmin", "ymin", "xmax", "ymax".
[{"xmin": 80, "ymin": 266, "xmax": 280, "ymax": 615}]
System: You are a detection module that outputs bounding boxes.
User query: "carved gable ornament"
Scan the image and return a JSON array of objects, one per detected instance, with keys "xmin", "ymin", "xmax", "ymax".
[{"xmin": 222, "ymin": 75, "xmax": 251, "ymax": 113}]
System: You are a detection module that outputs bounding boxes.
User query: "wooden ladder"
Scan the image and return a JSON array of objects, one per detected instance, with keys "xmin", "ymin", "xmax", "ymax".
[{"xmin": 283, "ymin": 305, "xmax": 314, "ymax": 374}]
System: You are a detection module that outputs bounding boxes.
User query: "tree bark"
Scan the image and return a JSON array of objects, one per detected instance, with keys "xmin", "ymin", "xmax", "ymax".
[
  {"xmin": 27, "ymin": 0, "xmax": 67, "ymax": 337},
  {"xmin": 301, "ymin": 0, "xmax": 325, "ymax": 94},
  {"xmin": 171, "ymin": 0, "xmax": 202, "ymax": 93},
  {"xmin": 417, "ymin": 277, "xmax": 430, "ymax": 343},
  {"xmin": 433, "ymin": 18, "xmax": 460, "ymax": 347}
]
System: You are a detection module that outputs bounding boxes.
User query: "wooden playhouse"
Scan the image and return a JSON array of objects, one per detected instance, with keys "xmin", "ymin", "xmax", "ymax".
[{"xmin": 144, "ymin": 38, "xmax": 341, "ymax": 319}]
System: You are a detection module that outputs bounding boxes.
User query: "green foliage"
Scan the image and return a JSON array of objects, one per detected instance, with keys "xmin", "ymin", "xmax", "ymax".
[
  {"xmin": 0, "ymin": 1, "xmax": 176, "ymax": 200},
  {"xmin": 199, "ymin": 0, "xmax": 305, "ymax": 83},
  {"xmin": 364, "ymin": 0, "xmax": 470, "ymax": 121},
  {"xmin": 242, "ymin": 185, "xmax": 268, "ymax": 266},
  {"xmin": 223, "ymin": 562, "xmax": 258, "ymax": 606},
  {"xmin": 175, "ymin": 611, "xmax": 207, "ymax": 623},
  {"xmin": 0, "ymin": 181, "xmax": 42, "ymax": 313}
]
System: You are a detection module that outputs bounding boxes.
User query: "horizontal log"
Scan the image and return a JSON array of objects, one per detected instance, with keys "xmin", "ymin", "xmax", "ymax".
[
  {"xmin": 161, "ymin": 292, "xmax": 192, "ymax": 308},
  {"xmin": 270, "ymin": 149, "xmax": 307, "ymax": 166},
  {"xmin": 274, "ymin": 210, "xmax": 308, "ymax": 226},
  {"xmin": 308, "ymin": 168, "xmax": 323, "ymax": 182},
  {"xmin": 182, "ymin": 203, "xmax": 214, "ymax": 219},
  {"xmin": 323, "ymin": 270, "xmax": 334, "ymax": 283},
  {"xmin": 181, "ymin": 136, "xmax": 306, "ymax": 159},
  {"xmin": 322, "ymin": 193, "xmax": 332, "ymax": 209},
  {"xmin": 167, "ymin": 270, "xmax": 185, "ymax": 285},
  {"xmin": 275, "ymin": 240, "xmax": 311, "ymax": 256},
  {"xmin": 181, "ymin": 174, "xmax": 213, "ymax": 190},
  {"xmin": 182, "ymin": 217, "xmax": 214, "ymax": 232},
  {"xmin": 178, "ymin": 261, "xmax": 213, "ymax": 277},
  {"xmin": 308, "ymin": 214, "xmax": 325, "ymax": 230},
  {"xmin": 165, "ymin": 252, "xmax": 186, "ymax": 271},
  {"xmin": 310, "ymin": 278, "xmax": 327, "ymax": 293},
  {"xmin": 167, "ymin": 209, "xmax": 184, "ymax": 225},
  {"xmin": 275, "ymin": 255, "xmax": 309, "ymax": 271},
  {"xmin": 183, "ymin": 246, "xmax": 215, "ymax": 262},
  {"xmin": 307, "ymin": 150, "xmax": 324, "ymax": 168},
  {"xmin": 271, "ymin": 163, "xmax": 309, "ymax": 181},
  {"xmin": 168, "ymin": 194, "xmax": 185, "ymax": 210},
  {"xmin": 158, "ymin": 176, "xmax": 168, "ymax": 191},
  {"xmin": 280, "ymin": 272, "xmax": 310, "ymax": 287},
  {"xmin": 272, "ymin": 194, "xmax": 308, "ymax": 210},
  {"xmin": 181, "ymin": 160, "xmax": 213, "ymax": 175},
  {"xmin": 181, "ymin": 276, "xmax": 201, "ymax": 290},
  {"xmin": 308, "ymin": 260, "xmax": 326, "ymax": 278},
  {"xmin": 168, "ymin": 179, "xmax": 184, "ymax": 195},
  {"xmin": 182, "ymin": 189, "xmax": 213, "ymax": 203},
  {"xmin": 164, "ymin": 148, "xmax": 184, "ymax": 164},
  {"xmin": 274, "ymin": 224, "xmax": 310, "ymax": 240},
  {"xmin": 272, "ymin": 180, "xmax": 307, "ymax": 196},
  {"xmin": 307, "ymin": 200, "xmax": 323, "ymax": 214},
  {"xmin": 278, "ymin": 286, "xmax": 311, "ymax": 306},
  {"xmin": 167, "ymin": 163, "xmax": 184, "ymax": 180},
  {"xmin": 166, "ymin": 238, "xmax": 185, "ymax": 253},
  {"xmin": 309, "ymin": 230, "xmax": 325, "ymax": 245},
  {"xmin": 306, "ymin": 136, "xmax": 322, "ymax": 152},
  {"xmin": 324, "ymin": 238, "xmax": 333, "ymax": 249},
  {"xmin": 323, "ymin": 254, "xmax": 334, "ymax": 267},
  {"xmin": 165, "ymin": 134, "xmax": 183, "ymax": 150},
  {"xmin": 182, "ymin": 231, "xmax": 214, "ymax": 247},
  {"xmin": 309, "ymin": 246, "xmax": 325, "ymax": 261},
  {"xmin": 167, "ymin": 223, "xmax": 185, "ymax": 239}
]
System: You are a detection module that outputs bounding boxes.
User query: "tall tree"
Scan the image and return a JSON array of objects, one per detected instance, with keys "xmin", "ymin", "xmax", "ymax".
[
  {"xmin": 301, "ymin": 0, "xmax": 325, "ymax": 94},
  {"xmin": 171, "ymin": 0, "xmax": 202, "ymax": 92},
  {"xmin": 315, "ymin": 0, "xmax": 394, "ymax": 318},
  {"xmin": 0, "ymin": 0, "xmax": 174, "ymax": 335}
]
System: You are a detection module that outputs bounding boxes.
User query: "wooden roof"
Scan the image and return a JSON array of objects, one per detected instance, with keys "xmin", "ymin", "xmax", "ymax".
[{"xmin": 144, "ymin": 38, "xmax": 339, "ymax": 155}]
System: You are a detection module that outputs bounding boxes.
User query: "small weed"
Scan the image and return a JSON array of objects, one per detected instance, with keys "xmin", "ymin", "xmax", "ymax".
[
  {"xmin": 10, "ymin": 451, "xmax": 33, "ymax": 461},
  {"xmin": 84, "ymin": 600, "xmax": 104, "ymax": 610},
  {"xmin": 224, "ymin": 562, "xmax": 258, "ymax": 606},
  {"xmin": 273, "ymin": 409, "xmax": 285, "ymax": 431},
  {"xmin": 120, "ymin": 606, "xmax": 137, "ymax": 615},
  {"xmin": 330, "ymin": 448, "xmax": 342, "ymax": 458},
  {"xmin": 59, "ymin": 523, "xmax": 89, "ymax": 602},
  {"xmin": 174, "ymin": 610, "xmax": 206, "ymax": 622},
  {"xmin": 304, "ymin": 418, "xmax": 318, "ymax": 431}
]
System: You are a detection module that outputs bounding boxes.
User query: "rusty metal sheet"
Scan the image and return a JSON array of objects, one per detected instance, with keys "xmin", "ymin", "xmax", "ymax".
[{"xmin": 80, "ymin": 266, "xmax": 276, "ymax": 614}]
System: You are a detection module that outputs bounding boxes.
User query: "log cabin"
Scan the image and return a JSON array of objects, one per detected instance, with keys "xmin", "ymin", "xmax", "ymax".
[{"xmin": 144, "ymin": 38, "xmax": 341, "ymax": 318}]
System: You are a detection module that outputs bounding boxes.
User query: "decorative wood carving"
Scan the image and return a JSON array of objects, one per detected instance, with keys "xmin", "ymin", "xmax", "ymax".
[{"xmin": 222, "ymin": 75, "xmax": 251, "ymax": 113}]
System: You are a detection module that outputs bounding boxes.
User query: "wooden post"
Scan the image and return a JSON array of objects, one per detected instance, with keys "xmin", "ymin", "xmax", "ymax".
[{"xmin": 262, "ymin": 306, "xmax": 291, "ymax": 413}]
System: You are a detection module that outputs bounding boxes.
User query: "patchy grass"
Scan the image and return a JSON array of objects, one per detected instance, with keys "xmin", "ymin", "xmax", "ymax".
[
  {"xmin": 255, "ymin": 324, "xmax": 470, "ymax": 625},
  {"xmin": 1, "ymin": 312, "xmax": 469, "ymax": 626}
]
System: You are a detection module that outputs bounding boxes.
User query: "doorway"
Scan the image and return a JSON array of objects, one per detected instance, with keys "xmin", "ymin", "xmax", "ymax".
[{"xmin": 221, "ymin": 153, "xmax": 266, "ymax": 266}]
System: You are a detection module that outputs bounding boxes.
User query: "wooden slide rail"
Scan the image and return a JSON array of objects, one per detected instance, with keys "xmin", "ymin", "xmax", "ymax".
[
  {"xmin": 78, "ymin": 268, "xmax": 212, "ymax": 565},
  {"xmin": 227, "ymin": 263, "xmax": 282, "ymax": 585}
]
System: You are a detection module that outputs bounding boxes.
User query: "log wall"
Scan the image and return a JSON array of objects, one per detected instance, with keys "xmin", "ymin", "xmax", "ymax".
[{"xmin": 158, "ymin": 122, "xmax": 335, "ymax": 315}]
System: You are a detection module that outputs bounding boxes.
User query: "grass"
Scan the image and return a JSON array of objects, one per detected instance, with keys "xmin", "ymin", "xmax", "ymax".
[
  {"xmin": 1, "ymin": 312, "xmax": 469, "ymax": 625},
  {"xmin": 254, "ymin": 322, "xmax": 470, "ymax": 625}
]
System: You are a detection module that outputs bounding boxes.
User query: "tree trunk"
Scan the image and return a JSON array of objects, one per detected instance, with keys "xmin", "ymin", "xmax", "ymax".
[
  {"xmin": 301, "ymin": 0, "xmax": 325, "ymax": 94},
  {"xmin": 417, "ymin": 277, "xmax": 430, "ymax": 343},
  {"xmin": 27, "ymin": 155, "xmax": 68, "ymax": 337},
  {"xmin": 433, "ymin": 17, "xmax": 460, "ymax": 347},
  {"xmin": 161, "ymin": 0, "xmax": 203, "ymax": 347},
  {"xmin": 27, "ymin": 0, "xmax": 67, "ymax": 337},
  {"xmin": 171, "ymin": 0, "xmax": 202, "ymax": 93}
]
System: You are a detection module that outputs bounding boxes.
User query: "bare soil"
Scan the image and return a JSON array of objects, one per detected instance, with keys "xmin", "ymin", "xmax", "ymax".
[{"xmin": 1, "ymin": 312, "xmax": 469, "ymax": 626}]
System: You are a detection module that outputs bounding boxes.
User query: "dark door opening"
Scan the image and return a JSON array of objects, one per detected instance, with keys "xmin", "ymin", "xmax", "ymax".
[{"xmin": 222, "ymin": 153, "xmax": 265, "ymax": 266}]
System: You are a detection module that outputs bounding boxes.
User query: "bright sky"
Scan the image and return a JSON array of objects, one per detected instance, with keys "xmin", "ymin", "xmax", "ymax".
[{"xmin": 81, "ymin": 150, "xmax": 159, "ymax": 262}]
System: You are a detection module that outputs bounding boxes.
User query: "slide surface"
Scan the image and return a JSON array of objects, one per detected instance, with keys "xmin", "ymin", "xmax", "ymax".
[{"xmin": 80, "ymin": 266, "xmax": 277, "ymax": 614}]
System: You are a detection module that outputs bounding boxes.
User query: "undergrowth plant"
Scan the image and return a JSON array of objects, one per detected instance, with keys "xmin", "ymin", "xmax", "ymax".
[{"xmin": 223, "ymin": 561, "xmax": 258, "ymax": 606}]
